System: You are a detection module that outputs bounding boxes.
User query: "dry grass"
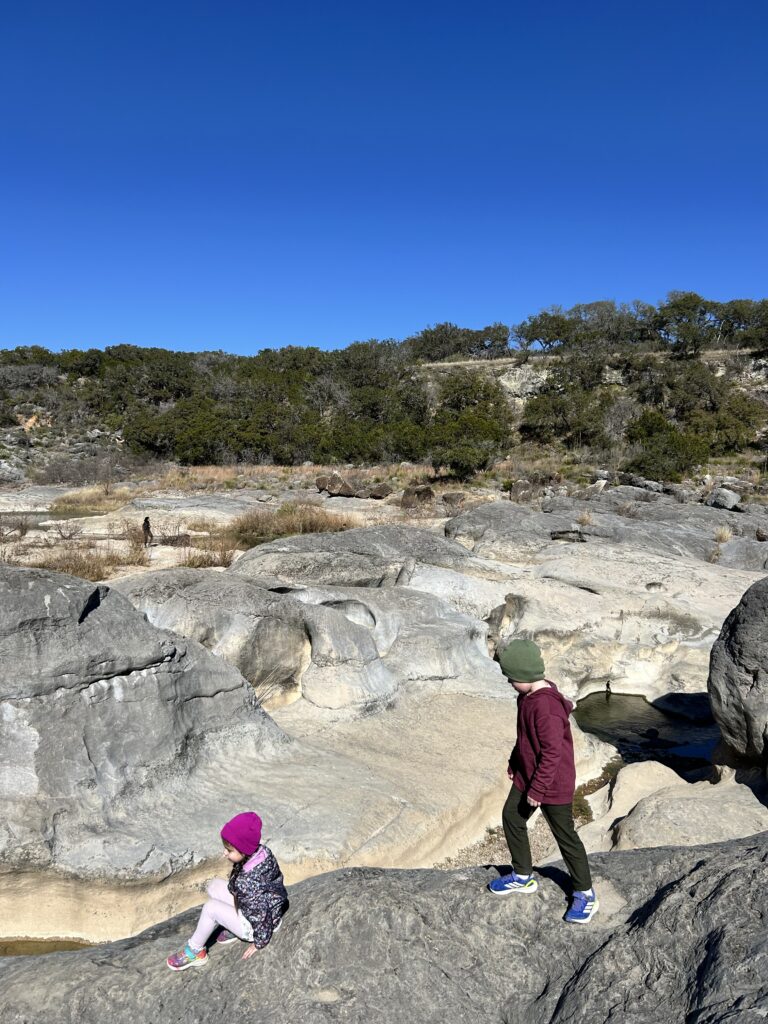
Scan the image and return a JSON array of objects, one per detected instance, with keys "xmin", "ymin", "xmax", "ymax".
[
  {"xmin": 24, "ymin": 548, "xmax": 128, "ymax": 581},
  {"xmin": 713, "ymin": 525, "xmax": 733, "ymax": 544},
  {"xmin": 576, "ymin": 510, "xmax": 594, "ymax": 527},
  {"xmin": 707, "ymin": 546, "xmax": 722, "ymax": 564},
  {"xmin": 228, "ymin": 502, "xmax": 361, "ymax": 549},
  {"xmin": 180, "ymin": 534, "xmax": 236, "ymax": 568},
  {"xmin": 50, "ymin": 485, "xmax": 134, "ymax": 514}
]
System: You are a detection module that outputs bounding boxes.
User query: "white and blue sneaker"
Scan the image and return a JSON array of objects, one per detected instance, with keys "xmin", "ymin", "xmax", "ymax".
[
  {"xmin": 487, "ymin": 871, "xmax": 539, "ymax": 896},
  {"xmin": 564, "ymin": 888, "xmax": 599, "ymax": 923}
]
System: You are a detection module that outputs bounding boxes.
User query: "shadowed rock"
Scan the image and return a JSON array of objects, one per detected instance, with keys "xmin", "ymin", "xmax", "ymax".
[
  {"xmin": 2, "ymin": 834, "xmax": 766, "ymax": 1023},
  {"xmin": 709, "ymin": 576, "xmax": 768, "ymax": 768}
]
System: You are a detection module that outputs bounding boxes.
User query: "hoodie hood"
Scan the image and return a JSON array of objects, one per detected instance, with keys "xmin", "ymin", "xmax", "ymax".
[{"xmin": 525, "ymin": 680, "xmax": 574, "ymax": 716}]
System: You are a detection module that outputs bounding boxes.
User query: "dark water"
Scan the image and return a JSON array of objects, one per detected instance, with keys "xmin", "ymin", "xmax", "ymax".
[
  {"xmin": 0, "ymin": 938, "xmax": 92, "ymax": 957},
  {"xmin": 574, "ymin": 692, "xmax": 720, "ymax": 777}
]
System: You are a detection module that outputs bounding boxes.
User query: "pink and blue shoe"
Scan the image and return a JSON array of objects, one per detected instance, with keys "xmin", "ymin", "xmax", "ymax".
[{"xmin": 166, "ymin": 944, "xmax": 209, "ymax": 971}]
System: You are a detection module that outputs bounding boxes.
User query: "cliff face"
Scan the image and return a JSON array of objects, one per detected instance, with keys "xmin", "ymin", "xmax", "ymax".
[{"xmin": 2, "ymin": 833, "xmax": 767, "ymax": 1024}]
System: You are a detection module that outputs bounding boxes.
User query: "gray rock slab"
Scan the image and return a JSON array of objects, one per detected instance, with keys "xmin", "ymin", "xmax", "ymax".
[
  {"xmin": 447, "ymin": 494, "xmax": 768, "ymax": 569},
  {"xmin": 230, "ymin": 524, "xmax": 479, "ymax": 587},
  {"xmin": 2, "ymin": 834, "xmax": 767, "ymax": 1023}
]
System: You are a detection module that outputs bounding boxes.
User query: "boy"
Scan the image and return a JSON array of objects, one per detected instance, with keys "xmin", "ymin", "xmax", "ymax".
[{"xmin": 488, "ymin": 638, "xmax": 598, "ymax": 924}]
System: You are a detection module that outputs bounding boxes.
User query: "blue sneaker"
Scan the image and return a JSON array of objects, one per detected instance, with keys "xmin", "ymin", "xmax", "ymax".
[
  {"xmin": 487, "ymin": 871, "xmax": 538, "ymax": 895},
  {"xmin": 564, "ymin": 888, "xmax": 599, "ymax": 923}
]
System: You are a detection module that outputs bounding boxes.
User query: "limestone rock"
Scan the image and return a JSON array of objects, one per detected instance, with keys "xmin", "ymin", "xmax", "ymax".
[
  {"xmin": 3, "ymin": 835, "xmax": 768, "ymax": 1023},
  {"xmin": 401, "ymin": 484, "xmax": 435, "ymax": 509},
  {"xmin": 113, "ymin": 567, "xmax": 500, "ymax": 711},
  {"xmin": 708, "ymin": 576, "xmax": 768, "ymax": 765},
  {"xmin": 0, "ymin": 565, "xmax": 284, "ymax": 881},
  {"xmin": 579, "ymin": 761, "xmax": 692, "ymax": 854},
  {"xmin": 705, "ymin": 487, "xmax": 741, "ymax": 510},
  {"xmin": 316, "ymin": 471, "xmax": 356, "ymax": 497},
  {"xmin": 0, "ymin": 460, "xmax": 24, "ymax": 483},
  {"xmin": 230, "ymin": 525, "xmax": 477, "ymax": 588},
  {"xmin": 354, "ymin": 483, "xmax": 392, "ymax": 499},
  {"xmin": 613, "ymin": 774, "xmax": 768, "ymax": 849}
]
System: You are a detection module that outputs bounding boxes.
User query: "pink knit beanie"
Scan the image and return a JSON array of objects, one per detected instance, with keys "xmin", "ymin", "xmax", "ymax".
[{"xmin": 220, "ymin": 812, "xmax": 262, "ymax": 855}]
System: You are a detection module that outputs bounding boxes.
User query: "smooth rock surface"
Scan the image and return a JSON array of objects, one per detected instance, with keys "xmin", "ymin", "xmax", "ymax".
[{"xmin": 113, "ymin": 568, "xmax": 499, "ymax": 710}]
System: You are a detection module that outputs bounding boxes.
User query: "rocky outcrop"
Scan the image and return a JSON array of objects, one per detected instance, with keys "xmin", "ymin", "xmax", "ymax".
[
  {"xmin": 0, "ymin": 565, "xmax": 285, "ymax": 883},
  {"xmin": 400, "ymin": 484, "xmax": 435, "ymax": 509},
  {"xmin": 229, "ymin": 524, "xmax": 481, "ymax": 587},
  {"xmin": 113, "ymin": 568, "xmax": 499, "ymax": 710},
  {"xmin": 709, "ymin": 576, "xmax": 768, "ymax": 767},
  {"xmin": 579, "ymin": 761, "xmax": 768, "ymax": 853},
  {"xmin": 447, "ymin": 487, "xmax": 768, "ymax": 568},
  {"xmin": 3, "ymin": 833, "xmax": 767, "ymax": 1023}
]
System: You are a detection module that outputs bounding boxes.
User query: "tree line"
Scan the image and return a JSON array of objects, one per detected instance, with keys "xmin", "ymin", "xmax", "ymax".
[{"xmin": 0, "ymin": 292, "xmax": 766, "ymax": 479}]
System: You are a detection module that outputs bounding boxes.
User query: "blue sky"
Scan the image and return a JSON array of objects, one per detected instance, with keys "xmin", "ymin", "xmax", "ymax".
[{"xmin": 1, "ymin": 1, "xmax": 766, "ymax": 354}]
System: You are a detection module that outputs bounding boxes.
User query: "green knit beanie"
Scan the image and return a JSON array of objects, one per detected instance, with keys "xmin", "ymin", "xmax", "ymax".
[{"xmin": 498, "ymin": 639, "xmax": 545, "ymax": 682}]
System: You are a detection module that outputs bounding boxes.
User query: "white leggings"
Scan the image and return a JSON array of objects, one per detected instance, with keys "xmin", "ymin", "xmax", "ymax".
[{"xmin": 189, "ymin": 878, "xmax": 248, "ymax": 950}]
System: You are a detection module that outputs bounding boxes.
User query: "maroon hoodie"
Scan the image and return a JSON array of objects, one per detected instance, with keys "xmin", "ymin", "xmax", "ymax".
[{"xmin": 509, "ymin": 681, "xmax": 576, "ymax": 804}]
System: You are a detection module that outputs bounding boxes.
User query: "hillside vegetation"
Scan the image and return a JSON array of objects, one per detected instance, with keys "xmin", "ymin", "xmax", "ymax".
[{"xmin": 1, "ymin": 292, "xmax": 767, "ymax": 481}]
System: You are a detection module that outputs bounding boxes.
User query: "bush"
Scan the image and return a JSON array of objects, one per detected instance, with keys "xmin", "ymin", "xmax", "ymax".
[{"xmin": 624, "ymin": 412, "xmax": 708, "ymax": 481}]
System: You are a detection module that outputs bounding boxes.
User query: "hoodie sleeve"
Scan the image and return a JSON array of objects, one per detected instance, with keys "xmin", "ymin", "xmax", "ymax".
[{"xmin": 527, "ymin": 706, "xmax": 565, "ymax": 802}]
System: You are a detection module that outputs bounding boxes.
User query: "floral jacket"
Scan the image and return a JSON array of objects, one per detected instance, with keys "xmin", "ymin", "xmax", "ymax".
[{"xmin": 228, "ymin": 845, "xmax": 288, "ymax": 948}]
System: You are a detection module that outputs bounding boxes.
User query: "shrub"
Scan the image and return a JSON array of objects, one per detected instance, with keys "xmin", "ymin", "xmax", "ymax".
[{"xmin": 624, "ymin": 411, "xmax": 708, "ymax": 481}]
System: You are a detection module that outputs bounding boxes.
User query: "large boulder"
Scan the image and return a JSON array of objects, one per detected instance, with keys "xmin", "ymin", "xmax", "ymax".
[
  {"xmin": 708, "ymin": 576, "xmax": 768, "ymax": 766},
  {"xmin": 579, "ymin": 762, "xmax": 768, "ymax": 853},
  {"xmin": 113, "ymin": 568, "xmax": 500, "ymax": 710},
  {"xmin": 0, "ymin": 566, "xmax": 285, "ymax": 878},
  {"xmin": 3, "ymin": 834, "xmax": 767, "ymax": 1023},
  {"xmin": 229, "ymin": 525, "xmax": 479, "ymax": 588}
]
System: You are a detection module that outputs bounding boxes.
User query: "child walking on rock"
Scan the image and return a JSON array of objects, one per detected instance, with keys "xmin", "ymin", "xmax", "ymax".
[
  {"xmin": 488, "ymin": 640, "xmax": 598, "ymax": 924},
  {"xmin": 167, "ymin": 812, "xmax": 288, "ymax": 971}
]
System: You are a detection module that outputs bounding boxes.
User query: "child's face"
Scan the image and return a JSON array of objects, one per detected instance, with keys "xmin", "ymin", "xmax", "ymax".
[
  {"xmin": 222, "ymin": 843, "xmax": 245, "ymax": 864},
  {"xmin": 510, "ymin": 679, "xmax": 533, "ymax": 693}
]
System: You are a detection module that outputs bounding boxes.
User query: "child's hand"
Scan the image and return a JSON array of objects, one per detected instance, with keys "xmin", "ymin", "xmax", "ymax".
[{"xmin": 241, "ymin": 943, "xmax": 257, "ymax": 961}]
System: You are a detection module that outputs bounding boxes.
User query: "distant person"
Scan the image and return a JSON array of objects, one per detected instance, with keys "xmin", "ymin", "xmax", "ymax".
[
  {"xmin": 488, "ymin": 639, "xmax": 598, "ymax": 924},
  {"xmin": 605, "ymin": 679, "xmax": 612, "ymax": 701},
  {"xmin": 141, "ymin": 516, "xmax": 153, "ymax": 547},
  {"xmin": 166, "ymin": 812, "xmax": 288, "ymax": 971}
]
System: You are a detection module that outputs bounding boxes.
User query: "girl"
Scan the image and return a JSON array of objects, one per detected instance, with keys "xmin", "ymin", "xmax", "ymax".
[{"xmin": 167, "ymin": 811, "xmax": 288, "ymax": 971}]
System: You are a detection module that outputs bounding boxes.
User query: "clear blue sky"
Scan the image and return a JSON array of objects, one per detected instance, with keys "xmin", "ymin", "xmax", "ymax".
[{"xmin": 1, "ymin": 1, "xmax": 766, "ymax": 354}]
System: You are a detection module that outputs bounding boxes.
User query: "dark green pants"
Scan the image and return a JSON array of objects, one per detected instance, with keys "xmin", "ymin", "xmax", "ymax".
[{"xmin": 502, "ymin": 786, "xmax": 592, "ymax": 892}]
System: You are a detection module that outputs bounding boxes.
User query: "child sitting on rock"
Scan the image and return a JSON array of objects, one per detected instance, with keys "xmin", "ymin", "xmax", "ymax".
[
  {"xmin": 488, "ymin": 639, "xmax": 598, "ymax": 924},
  {"xmin": 167, "ymin": 812, "xmax": 288, "ymax": 971}
]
